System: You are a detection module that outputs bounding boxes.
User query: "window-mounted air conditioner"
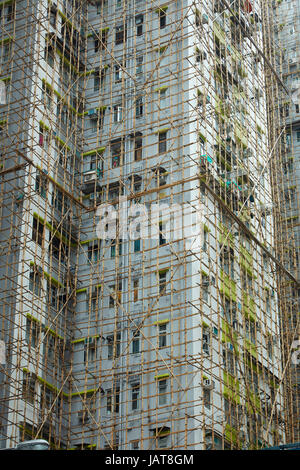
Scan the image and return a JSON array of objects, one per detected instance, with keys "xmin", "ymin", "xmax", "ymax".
[
  {"xmin": 88, "ymin": 108, "xmax": 98, "ymax": 119},
  {"xmin": 84, "ymin": 170, "xmax": 98, "ymax": 183},
  {"xmin": 203, "ymin": 378, "xmax": 215, "ymax": 389},
  {"xmin": 202, "ymin": 276, "xmax": 215, "ymax": 287}
]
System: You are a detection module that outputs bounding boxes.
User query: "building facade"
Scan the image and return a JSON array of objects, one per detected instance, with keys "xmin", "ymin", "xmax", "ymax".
[{"xmin": 0, "ymin": 0, "xmax": 289, "ymax": 450}]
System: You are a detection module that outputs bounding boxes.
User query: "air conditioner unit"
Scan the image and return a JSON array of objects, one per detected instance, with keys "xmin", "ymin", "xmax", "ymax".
[
  {"xmin": 202, "ymin": 276, "xmax": 214, "ymax": 287},
  {"xmin": 88, "ymin": 108, "xmax": 98, "ymax": 119},
  {"xmin": 203, "ymin": 378, "xmax": 215, "ymax": 389},
  {"xmin": 84, "ymin": 170, "xmax": 97, "ymax": 183}
]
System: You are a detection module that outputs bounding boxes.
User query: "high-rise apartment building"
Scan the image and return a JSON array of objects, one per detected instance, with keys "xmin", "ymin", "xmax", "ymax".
[
  {"xmin": 271, "ymin": 0, "xmax": 300, "ymax": 443},
  {"xmin": 0, "ymin": 0, "xmax": 293, "ymax": 450}
]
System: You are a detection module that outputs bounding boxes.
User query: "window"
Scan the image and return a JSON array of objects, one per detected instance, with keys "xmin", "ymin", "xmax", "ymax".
[
  {"xmin": 202, "ymin": 328, "xmax": 210, "ymax": 354},
  {"xmin": 49, "ymin": 235, "xmax": 62, "ymax": 261},
  {"xmin": 224, "ymin": 298, "xmax": 237, "ymax": 327},
  {"xmin": 135, "ymin": 97, "xmax": 143, "ymax": 118},
  {"xmin": 114, "ymin": 63, "xmax": 123, "ymax": 82},
  {"xmin": 158, "ymin": 323, "xmax": 167, "ymax": 348},
  {"xmin": 88, "ymin": 241, "xmax": 100, "ymax": 263},
  {"xmin": 202, "ymin": 277, "xmax": 209, "ymax": 303},
  {"xmin": 111, "ymin": 139, "xmax": 123, "ymax": 167},
  {"xmin": 94, "ymin": 68, "xmax": 105, "ymax": 92},
  {"xmin": 99, "ymin": 29, "xmax": 108, "ymax": 50},
  {"xmin": 32, "ymin": 217, "xmax": 44, "ymax": 246},
  {"xmin": 158, "ymin": 435, "xmax": 168, "ymax": 449},
  {"xmin": 108, "ymin": 281, "xmax": 122, "ymax": 307},
  {"xmin": 131, "ymin": 383, "xmax": 140, "ymax": 410},
  {"xmin": 133, "ymin": 279, "xmax": 139, "ymax": 302},
  {"xmin": 158, "ymin": 379, "xmax": 167, "ymax": 405},
  {"xmin": 94, "ymin": 38, "xmax": 100, "ymax": 53},
  {"xmin": 223, "ymin": 350, "xmax": 235, "ymax": 375},
  {"xmin": 35, "ymin": 174, "xmax": 48, "ymax": 198},
  {"xmin": 245, "ymin": 319, "xmax": 256, "ymax": 344},
  {"xmin": 135, "ymin": 15, "xmax": 143, "ymax": 36},
  {"xmin": 29, "ymin": 267, "xmax": 42, "ymax": 297},
  {"xmin": 136, "ymin": 56, "xmax": 143, "ymax": 75},
  {"xmin": 224, "ymin": 399, "xmax": 239, "ymax": 429},
  {"xmin": 111, "ymin": 240, "xmax": 116, "ymax": 258},
  {"xmin": 195, "ymin": 10, "xmax": 201, "ymax": 27},
  {"xmin": 22, "ymin": 371, "xmax": 36, "ymax": 404},
  {"xmin": 283, "ymin": 159, "xmax": 293, "ymax": 175},
  {"xmin": 2, "ymin": 42, "xmax": 10, "ymax": 62},
  {"xmin": 159, "ymin": 221, "xmax": 166, "ymax": 245},
  {"xmin": 203, "ymin": 388, "xmax": 211, "ymax": 410},
  {"xmin": 158, "ymin": 131, "xmax": 167, "ymax": 154},
  {"xmin": 42, "ymin": 82, "xmax": 53, "ymax": 109},
  {"xmin": 241, "ymin": 270, "xmax": 253, "ymax": 296},
  {"xmin": 106, "ymin": 387, "xmax": 120, "ymax": 414},
  {"xmin": 98, "ymin": 108, "xmax": 106, "ymax": 131},
  {"xmin": 131, "ymin": 440, "xmax": 139, "ymax": 450},
  {"xmin": 5, "ymin": 4, "xmax": 13, "ymax": 22},
  {"xmin": 295, "ymin": 104, "xmax": 299, "ymax": 114},
  {"xmin": 44, "ymin": 334, "xmax": 55, "ymax": 363},
  {"xmin": 47, "ymin": 281, "xmax": 58, "ymax": 310},
  {"xmin": 109, "ymin": 284, "xmax": 115, "ymax": 307},
  {"xmin": 134, "ymin": 135, "xmax": 143, "ymax": 161},
  {"xmin": 247, "ymin": 368, "xmax": 259, "ymax": 395},
  {"xmin": 50, "ymin": 8, "xmax": 56, "ymax": 27},
  {"xmin": 52, "ymin": 188, "xmax": 69, "ymax": 215},
  {"xmin": 25, "ymin": 318, "xmax": 39, "ymax": 350},
  {"xmin": 107, "ymin": 333, "xmax": 121, "ymax": 359},
  {"xmin": 159, "ymin": 88, "xmax": 167, "ymax": 107},
  {"xmin": 84, "ymin": 337, "xmax": 97, "ymax": 365},
  {"xmin": 205, "ymin": 431, "xmax": 230, "ymax": 450},
  {"xmin": 113, "ymin": 104, "xmax": 123, "ymax": 123},
  {"xmin": 266, "ymin": 335, "xmax": 273, "ymax": 359},
  {"xmin": 57, "ymin": 103, "xmax": 69, "ymax": 127},
  {"xmin": 159, "ymin": 270, "xmax": 167, "ymax": 294},
  {"xmin": 134, "ymin": 238, "xmax": 141, "ymax": 252},
  {"xmin": 41, "ymin": 386, "xmax": 61, "ymax": 413},
  {"xmin": 96, "ymin": 0, "xmax": 107, "ymax": 14},
  {"xmin": 115, "ymin": 24, "xmax": 126, "ymax": 45},
  {"xmin": 297, "ymin": 131, "xmax": 300, "ymax": 143},
  {"xmin": 159, "ymin": 9, "xmax": 167, "ymax": 29},
  {"xmin": 220, "ymin": 246, "xmax": 234, "ymax": 279},
  {"xmin": 265, "ymin": 288, "xmax": 271, "ymax": 313},
  {"xmin": 132, "ymin": 330, "xmax": 140, "ymax": 354}
]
